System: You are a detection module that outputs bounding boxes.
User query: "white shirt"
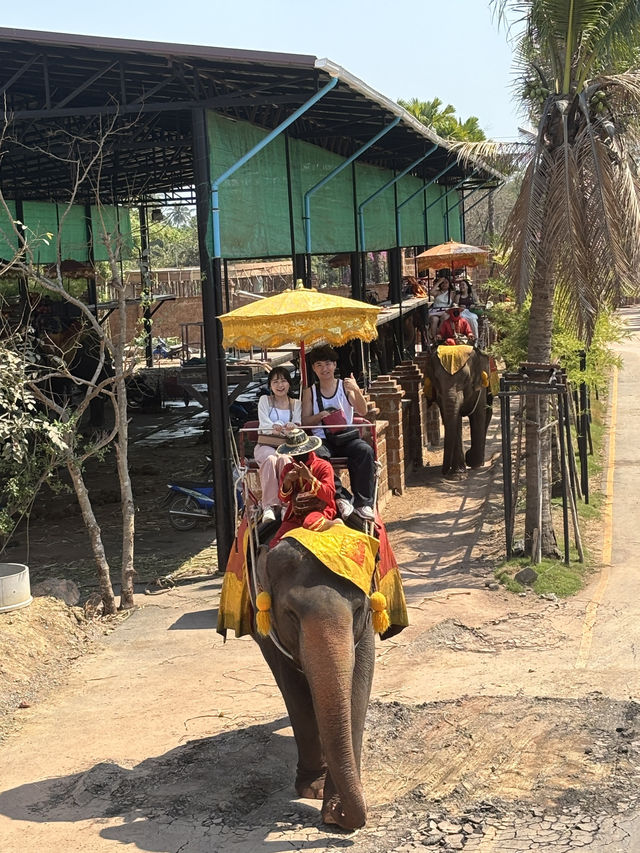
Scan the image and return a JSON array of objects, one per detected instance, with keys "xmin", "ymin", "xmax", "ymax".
[
  {"xmin": 310, "ymin": 379, "xmax": 354, "ymax": 438},
  {"xmin": 257, "ymin": 394, "xmax": 302, "ymax": 434},
  {"xmin": 432, "ymin": 289, "xmax": 452, "ymax": 309}
]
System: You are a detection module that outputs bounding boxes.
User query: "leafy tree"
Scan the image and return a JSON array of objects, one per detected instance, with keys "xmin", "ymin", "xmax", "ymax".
[
  {"xmin": 398, "ymin": 97, "xmax": 486, "ymax": 141},
  {"xmin": 0, "ymin": 118, "xmax": 142, "ymax": 613},
  {"xmin": 461, "ymin": 0, "xmax": 640, "ymax": 557}
]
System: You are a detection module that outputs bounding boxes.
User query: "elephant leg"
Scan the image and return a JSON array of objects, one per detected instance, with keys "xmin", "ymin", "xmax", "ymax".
[
  {"xmin": 257, "ymin": 638, "xmax": 326, "ymax": 799},
  {"xmin": 321, "ymin": 625, "xmax": 374, "ymax": 821},
  {"xmin": 465, "ymin": 392, "xmax": 489, "ymax": 468}
]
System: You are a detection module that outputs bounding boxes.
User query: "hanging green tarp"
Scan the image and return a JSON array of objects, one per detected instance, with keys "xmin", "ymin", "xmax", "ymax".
[
  {"xmin": 447, "ymin": 194, "xmax": 463, "ymax": 242},
  {"xmin": 0, "ymin": 199, "xmax": 18, "ymax": 260},
  {"xmin": 206, "ymin": 109, "xmax": 464, "ymax": 259},
  {"xmin": 7, "ymin": 201, "xmax": 132, "ymax": 265},
  {"xmin": 90, "ymin": 205, "xmax": 134, "ymax": 261},
  {"xmin": 396, "ymin": 175, "xmax": 427, "ymax": 248},
  {"xmin": 354, "ymin": 162, "xmax": 396, "ymax": 252},
  {"xmin": 207, "ymin": 112, "xmax": 290, "ymax": 259},
  {"xmin": 289, "ymin": 136, "xmax": 356, "ymax": 255}
]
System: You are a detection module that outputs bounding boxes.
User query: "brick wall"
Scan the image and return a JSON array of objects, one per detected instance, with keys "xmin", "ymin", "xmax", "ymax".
[
  {"xmin": 107, "ymin": 296, "xmax": 204, "ymax": 344},
  {"xmin": 366, "ymin": 376, "xmax": 405, "ymax": 495}
]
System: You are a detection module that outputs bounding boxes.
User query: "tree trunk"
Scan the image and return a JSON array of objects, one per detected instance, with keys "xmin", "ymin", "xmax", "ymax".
[
  {"xmin": 67, "ymin": 458, "xmax": 117, "ymax": 615},
  {"xmin": 524, "ymin": 259, "xmax": 559, "ymax": 558},
  {"xmin": 115, "ymin": 384, "xmax": 136, "ymax": 609},
  {"xmin": 115, "ymin": 276, "xmax": 136, "ymax": 610},
  {"xmin": 487, "ymin": 189, "xmax": 496, "ymax": 241}
]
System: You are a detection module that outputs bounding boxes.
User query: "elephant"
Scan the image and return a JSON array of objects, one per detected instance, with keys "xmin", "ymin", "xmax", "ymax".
[
  {"xmin": 423, "ymin": 344, "xmax": 493, "ymax": 478},
  {"xmin": 253, "ymin": 537, "xmax": 375, "ymax": 831}
]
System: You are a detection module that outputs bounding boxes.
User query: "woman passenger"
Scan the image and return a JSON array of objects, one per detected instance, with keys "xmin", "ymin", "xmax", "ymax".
[
  {"xmin": 429, "ymin": 277, "xmax": 455, "ymax": 340},
  {"xmin": 254, "ymin": 366, "xmax": 301, "ymax": 523}
]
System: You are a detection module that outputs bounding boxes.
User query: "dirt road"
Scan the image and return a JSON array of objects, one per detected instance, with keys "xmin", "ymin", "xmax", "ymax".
[{"xmin": 2, "ymin": 311, "xmax": 640, "ymax": 852}]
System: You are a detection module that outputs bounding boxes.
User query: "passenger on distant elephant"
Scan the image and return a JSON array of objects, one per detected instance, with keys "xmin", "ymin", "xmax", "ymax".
[
  {"xmin": 437, "ymin": 306, "xmax": 475, "ymax": 345},
  {"xmin": 269, "ymin": 428, "xmax": 338, "ymax": 548},
  {"xmin": 456, "ymin": 279, "xmax": 480, "ymax": 339}
]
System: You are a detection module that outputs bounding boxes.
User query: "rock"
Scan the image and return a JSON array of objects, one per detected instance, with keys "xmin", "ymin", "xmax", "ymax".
[
  {"xmin": 486, "ymin": 582, "xmax": 500, "ymax": 590},
  {"xmin": 512, "ymin": 540, "xmax": 525, "ymax": 556},
  {"xmin": 32, "ymin": 578, "xmax": 80, "ymax": 606},
  {"xmin": 437, "ymin": 820, "xmax": 462, "ymax": 833},
  {"xmin": 541, "ymin": 592, "xmax": 558, "ymax": 602},
  {"xmin": 514, "ymin": 566, "xmax": 538, "ymax": 586}
]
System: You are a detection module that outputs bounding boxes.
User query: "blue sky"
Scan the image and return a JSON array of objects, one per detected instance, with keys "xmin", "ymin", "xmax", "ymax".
[{"xmin": 8, "ymin": 1, "xmax": 523, "ymax": 140}]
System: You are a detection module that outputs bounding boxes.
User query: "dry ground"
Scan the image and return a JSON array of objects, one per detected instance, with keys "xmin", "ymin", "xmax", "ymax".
[{"xmin": 1, "ymin": 399, "xmax": 637, "ymax": 852}]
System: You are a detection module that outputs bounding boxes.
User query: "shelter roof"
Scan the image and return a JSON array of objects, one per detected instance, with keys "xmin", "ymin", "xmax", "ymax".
[{"xmin": 0, "ymin": 27, "xmax": 500, "ymax": 203}]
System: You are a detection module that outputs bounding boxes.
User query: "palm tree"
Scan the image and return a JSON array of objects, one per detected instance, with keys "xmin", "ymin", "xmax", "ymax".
[
  {"xmin": 463, "ymin": 1, "xmax": 640, "ymax": 556},
  {"xmin": 398, "ymin": 97, "xmax": 486, "ymax": 141}
]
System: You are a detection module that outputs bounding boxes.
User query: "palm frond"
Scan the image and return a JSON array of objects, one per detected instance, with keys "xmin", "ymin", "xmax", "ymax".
[{"xmin": 452, "ymin": 140, "xmax": 530, "ymax": 176}]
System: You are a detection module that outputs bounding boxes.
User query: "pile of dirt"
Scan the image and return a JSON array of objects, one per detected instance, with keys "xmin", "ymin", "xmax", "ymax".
[{"xmin": 0, "ymin": 597, "xmax": 101, "ymax": 741}]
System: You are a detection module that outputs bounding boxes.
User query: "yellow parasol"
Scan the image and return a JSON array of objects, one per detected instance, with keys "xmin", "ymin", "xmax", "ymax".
[
  {"xmin": 219, "ymin": 287, "xmax": 380, "ymax": 386},
  {"xmin": 416, "ymin": 240, "xmax": 489, "ymax": 271},
  {"xmin": 219, "ymin": 287, "xmax": 379, "ymax": 350}
]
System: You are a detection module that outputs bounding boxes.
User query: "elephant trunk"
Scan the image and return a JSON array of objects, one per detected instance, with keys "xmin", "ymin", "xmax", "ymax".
[
  {"xmin": 439, "ymin": 394, "xmax": 465, "ymax": 476},
  {"xmin": 299, "ymin": 611, "xmax": 367, "ymax": 830}
]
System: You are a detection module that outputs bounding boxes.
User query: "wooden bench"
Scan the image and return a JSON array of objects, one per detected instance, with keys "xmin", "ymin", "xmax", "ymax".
[{"xmin": 237, "ymin": 418, "xmax": 376, "ymax": 473}]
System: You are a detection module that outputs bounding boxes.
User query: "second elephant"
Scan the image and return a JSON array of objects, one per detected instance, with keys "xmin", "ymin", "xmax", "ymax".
[{"xmin": 424, "ymin": 345, "xmax": 493, "ymax": 478}]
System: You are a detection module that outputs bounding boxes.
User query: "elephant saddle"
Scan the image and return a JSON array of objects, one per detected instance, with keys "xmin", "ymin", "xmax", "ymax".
[
  {"xmin": 436, "ymin": 344, "xmax": 474, "ymax": 375},
  {"xmin": 284, "ymin": 519, "xmax": 409, "ymax": 638}
]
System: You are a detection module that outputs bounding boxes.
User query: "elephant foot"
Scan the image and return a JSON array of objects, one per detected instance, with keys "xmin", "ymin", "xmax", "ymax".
[
  {"xmin": 443, "ymin": 468, "xmax": 467, "ymax": 480},
  {"xmin": 296, "ymin": 770, "xmax": 326, "ymax": 800},
  {"xmin": 465, "ymin": 449, "xmax": 485, "ymax": 468},
  {"xmin": 321, "ymin": 794, "xmax": 367, "ymax": 831}
]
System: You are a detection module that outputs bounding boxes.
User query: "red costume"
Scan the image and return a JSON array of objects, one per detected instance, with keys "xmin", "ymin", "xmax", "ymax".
[
  {"xmin": 269, "ymin": 451, "xmax": 337, "ymax": 548},
  {"xmin": 438, "ymin": 313, "xmax": 474, "ymax": 342}
]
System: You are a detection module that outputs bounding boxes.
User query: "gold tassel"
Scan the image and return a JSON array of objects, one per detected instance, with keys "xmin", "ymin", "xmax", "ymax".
[
  {"xmin": 255, "ymin": 590, "xmax": 272, "ymax": 637},
  {"xmin": 481, "ymin": 370, "xmax": 489, "ymax": 388},
  {"xmin": 370, "ymin": 591, "xmax": 390, "ymax": 635}
]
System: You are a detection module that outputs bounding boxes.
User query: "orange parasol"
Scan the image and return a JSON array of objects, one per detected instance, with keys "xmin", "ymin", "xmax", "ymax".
[{"xmin": 416, "ymin": 240, "xmax": 489, "ymax": 271}]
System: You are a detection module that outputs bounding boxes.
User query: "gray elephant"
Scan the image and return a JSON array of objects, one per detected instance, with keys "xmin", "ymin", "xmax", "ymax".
[
  {"xmin": 423, "ymin": 344, "xmax": 493, "ymax": 478},
  {"xmin": 253, "ymin": 537, "xmax": 375, "ymax": 830}
]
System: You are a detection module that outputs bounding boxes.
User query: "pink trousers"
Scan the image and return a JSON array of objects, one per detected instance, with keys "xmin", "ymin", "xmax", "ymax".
[{"xmin": 253, "ymin": 445, "xmax": 290, "ymax": 508}]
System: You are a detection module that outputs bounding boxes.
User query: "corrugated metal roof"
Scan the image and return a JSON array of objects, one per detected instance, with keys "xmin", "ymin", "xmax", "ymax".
[{"xmin": 0, "ymin": 27, "xmax": 500, "ymax": 202}]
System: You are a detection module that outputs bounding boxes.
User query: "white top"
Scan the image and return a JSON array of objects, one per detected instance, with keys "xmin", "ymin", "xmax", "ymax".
[
  {"xmin": 257, "ymin": 394, "xmax": 301, "ymax": 434},
  {"xmin": 310, "ymin": 379, "xmax": 354, "ymax": 438},
  {"xmin": 432, "ymin": 289, "xmax": 452, "ymax": 309}
]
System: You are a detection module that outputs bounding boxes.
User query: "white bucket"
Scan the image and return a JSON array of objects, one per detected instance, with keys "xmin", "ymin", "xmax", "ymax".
[{"xmin": 0, "ymin": 563, "xmax": 32, "ymax": 613}]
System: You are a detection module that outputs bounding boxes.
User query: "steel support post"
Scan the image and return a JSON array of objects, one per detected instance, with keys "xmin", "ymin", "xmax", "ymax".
[
  {"xmin": 499, "ymin": 378, "xmax": 513, "ymax": 558},
  {"xmin": 192, "ymin": 108, "xmax": 235, "ymax": 570},
  {"xmin": 138, "ymin": 204, "xmax": 153, "ymax": 368},
  {"xmin": 579, "ymin": 350, "xmax": 590, "ymax": 505}
]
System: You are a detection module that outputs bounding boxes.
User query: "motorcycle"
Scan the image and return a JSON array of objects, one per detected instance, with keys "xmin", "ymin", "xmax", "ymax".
[{"xmin": 164, "ymin": 460, "xmax": 243, "ymax": 532}]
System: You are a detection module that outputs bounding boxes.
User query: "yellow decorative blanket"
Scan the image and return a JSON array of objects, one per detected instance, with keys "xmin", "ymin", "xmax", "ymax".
[
  {"xmin": 217, "ymin": 519, "xmax": 409, "ymax": 639},
  {"xmin": 283, "ymin": 526, "xmax": 379, "ymax": 595},
  {"xmin": 436, "ymin": 344, "xmax": 474, "ymax": 375}
]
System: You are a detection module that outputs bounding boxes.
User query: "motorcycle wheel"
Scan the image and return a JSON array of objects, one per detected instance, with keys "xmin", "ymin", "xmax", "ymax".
[{"xmin": 168, "ymin": 494, "xmax": 202, "ymax": 531}]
